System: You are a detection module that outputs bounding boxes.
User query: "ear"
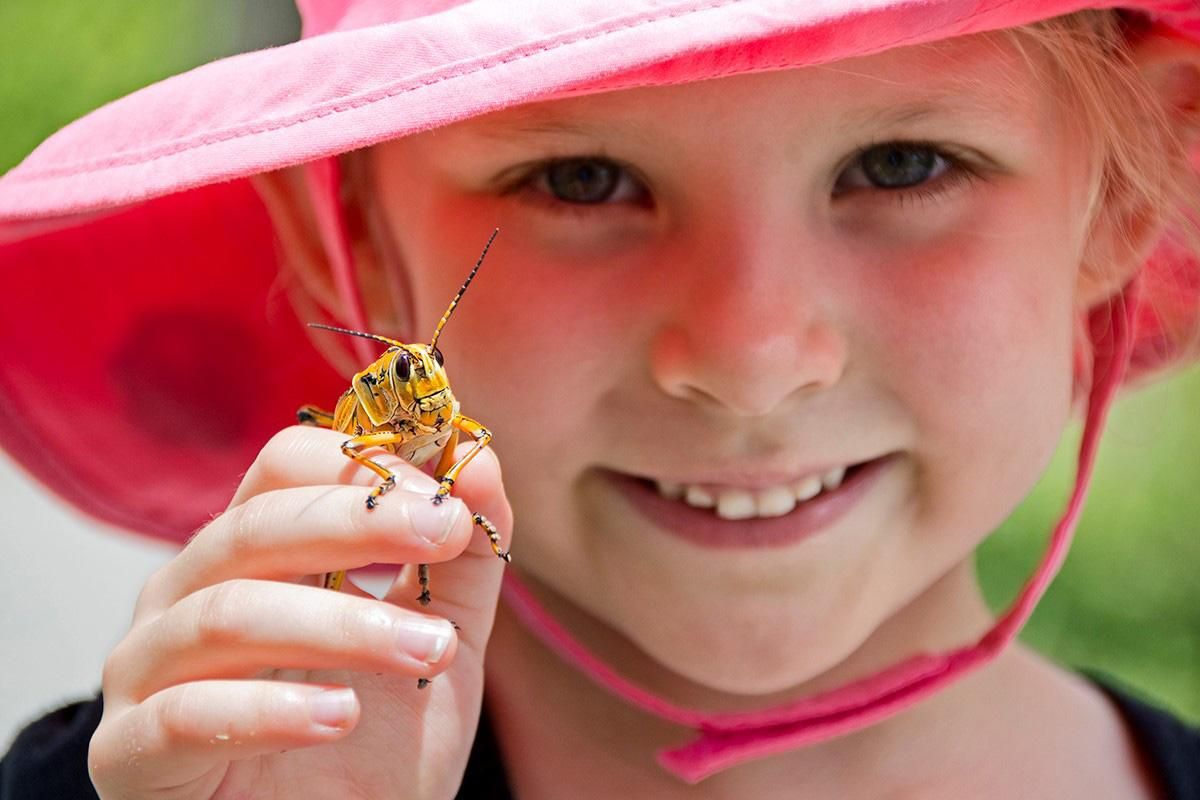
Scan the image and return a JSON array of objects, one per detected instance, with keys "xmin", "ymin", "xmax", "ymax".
[
  {"xmin": 1074, "ymin": 23, "xmax": 1200, "ymax": 309},
  {"xmin": 249, "ymin": 156, "xmax": 409, "ymax": 335},
  {"xmin": 250, "ymin": 165, "xmax": 342, "ymax": 315},
  {"xmin": 1127, "ymin": 22, "xmax": 1200, "ymax": 145}
]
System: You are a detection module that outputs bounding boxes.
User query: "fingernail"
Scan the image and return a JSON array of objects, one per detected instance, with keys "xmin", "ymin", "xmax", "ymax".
[
  {"xmin": 308, "ymin": 688, "xmax": 356, "ymax": 730},
  {"xmin": 406, "ymin": 496, "xmax": 462, "ymax": 545},
  {"xmin": 395, "ymin": 617, "xmax": 453, "ymax": 663}
]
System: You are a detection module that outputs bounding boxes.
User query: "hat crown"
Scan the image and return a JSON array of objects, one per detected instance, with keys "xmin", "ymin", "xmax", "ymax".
[{"xmin": 297, "ymin": 0, "xmax": 471, "ymax": 37}]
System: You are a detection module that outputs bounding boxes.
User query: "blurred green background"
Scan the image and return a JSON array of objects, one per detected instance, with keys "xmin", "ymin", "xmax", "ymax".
[{"xmin": 1, "ymin": 1, "xmax": 1196, "ymax": 722}]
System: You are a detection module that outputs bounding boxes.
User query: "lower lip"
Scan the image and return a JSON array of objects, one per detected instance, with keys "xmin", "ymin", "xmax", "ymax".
[{"xmin": 608, "ymin": 455, "xmax": 895, "ymax": 550}]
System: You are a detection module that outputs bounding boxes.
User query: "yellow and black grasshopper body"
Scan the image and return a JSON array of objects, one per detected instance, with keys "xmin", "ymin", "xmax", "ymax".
[{"xmin": 297, "ymin": 229, "xmax": 510, "ymax": 609}]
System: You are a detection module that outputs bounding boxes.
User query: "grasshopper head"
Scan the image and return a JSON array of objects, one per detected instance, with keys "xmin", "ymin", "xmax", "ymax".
[
  {"xmin": 393, "ymin": 343, "xmax": 448, "ymax": 394},
  {"xmin": 392, "ymin": 343, "xmax": 454, "ymax": 428},
  {"xmin": 308, "ymin": 229, "xmax": 496, "ymax": 429}
]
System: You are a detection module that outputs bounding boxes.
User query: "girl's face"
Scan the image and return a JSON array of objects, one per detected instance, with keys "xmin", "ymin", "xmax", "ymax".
[{"xmin": 365, "ymin": 33, "xmax": 1096, "ymax": 695}]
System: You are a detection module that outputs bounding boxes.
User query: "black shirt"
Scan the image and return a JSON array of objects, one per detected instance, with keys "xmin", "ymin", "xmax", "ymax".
[{"xmin": 3, "ymin": 672, "xmax": 1196, "ymax": 799}]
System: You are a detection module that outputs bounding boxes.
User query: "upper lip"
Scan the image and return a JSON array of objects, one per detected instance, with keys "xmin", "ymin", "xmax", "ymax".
[{"xmin": 620, "ymin": 454, "xmax": 886, "ymax": 491}]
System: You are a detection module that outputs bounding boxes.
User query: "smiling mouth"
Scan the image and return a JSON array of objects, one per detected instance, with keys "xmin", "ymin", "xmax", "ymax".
[
  {"xmin": 606, "ymin": 455, "xmax": 894, "ymax": 549},
  {"xmin": 636, "ymin": 461, "xmax": 873, "ymax": 521}
]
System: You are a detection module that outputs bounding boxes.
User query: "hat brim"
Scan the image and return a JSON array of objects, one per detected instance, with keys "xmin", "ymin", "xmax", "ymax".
[
  {"xmin": 3, "ymin": 0, "xmax": 1198, "ymax": 219},
  {"xmin": 0, "ymin": 179, "xmax": 347, "ymax": 542},
  {"xmin": 1, "ymin": 0, "xmax": 1198, "ymax": 545}
]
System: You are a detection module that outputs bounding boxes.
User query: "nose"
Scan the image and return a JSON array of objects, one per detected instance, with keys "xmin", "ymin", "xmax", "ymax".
[{"xmin": 649, "ymin": 238, "xmax": 847, "ymax": 417}]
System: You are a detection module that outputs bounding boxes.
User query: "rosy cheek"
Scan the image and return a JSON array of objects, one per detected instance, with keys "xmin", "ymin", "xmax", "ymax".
[{"xmin": 862, "ymin": 229, "xmax": 1075, "ymax": 463}]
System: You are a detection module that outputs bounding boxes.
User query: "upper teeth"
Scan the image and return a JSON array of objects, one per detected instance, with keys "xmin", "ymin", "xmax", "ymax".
[{"xmin": 656, "ymin": 467, "xmax": 847, "ymax": 520}]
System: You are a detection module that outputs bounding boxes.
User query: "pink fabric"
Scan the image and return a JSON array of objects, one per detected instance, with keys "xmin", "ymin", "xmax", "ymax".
[
  {"xmin": 303, "ymin": 158, "xmax": 375, "ymax": 364},
  {"xmin": 0, "ymin": 181, "xmax": 346, "ymax": 541},
  {"xmin": 3, "ymin": 0, "xmax": 1197, "ymax": 221}
]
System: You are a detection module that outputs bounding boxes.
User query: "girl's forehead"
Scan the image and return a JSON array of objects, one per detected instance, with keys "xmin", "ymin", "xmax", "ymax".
[
  {"xmin": 460, "ymin": 32, "xmax": 1046, "ymax": 134},
  {"xmin": 414, "ymin": 31, "xmax": 1052, "ymax": 152}
]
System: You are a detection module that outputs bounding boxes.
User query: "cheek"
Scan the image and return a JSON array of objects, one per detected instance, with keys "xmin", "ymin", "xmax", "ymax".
[
  {"xmin": 437, "ymin": 264, "xmax": 646, "ymax": 582},
  {"xmin": 426, "ymin": 251, "xmax": 639, "ymax": 487},
  {"xmin": 862, "ymin": 220, "xmax": 1078, "ymax": 537}
]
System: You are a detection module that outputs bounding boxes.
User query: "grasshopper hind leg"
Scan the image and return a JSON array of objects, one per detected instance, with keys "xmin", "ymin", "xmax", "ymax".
[
  {"xmin": 417, "ymin": 564, "xmax": 432, "ymax": 606},
  {"xmin": 472, "ymin": 512, "xmax": 510, "ymax": 562}
]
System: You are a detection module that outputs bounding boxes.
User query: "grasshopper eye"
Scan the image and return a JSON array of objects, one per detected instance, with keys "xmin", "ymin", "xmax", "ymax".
[
  {"xmin": 395, "ymin": 352, "xmax": 412, "ymax": 381},
  {"xmin": 433, "ymin": 347, "xmax": 444, "ymax": 367}
]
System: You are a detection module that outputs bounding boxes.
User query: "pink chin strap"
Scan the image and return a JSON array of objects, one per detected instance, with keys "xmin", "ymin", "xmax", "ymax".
[{"xmin": 308, "ymin": 156, "xmax": 1141, "ymax": 784}]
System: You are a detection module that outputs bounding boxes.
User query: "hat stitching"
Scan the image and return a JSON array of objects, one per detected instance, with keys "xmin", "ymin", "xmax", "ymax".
[
  {"xmin": 550, "ymin": 0, "xmax": 1040, "ymax": 96},
  {"xmin": 8, "ymin": 0, "xmax": 1029, "ymax": 183},
  {"xmin": 10, "ymin": 0, "xmax": 743, "ymax": 180}
]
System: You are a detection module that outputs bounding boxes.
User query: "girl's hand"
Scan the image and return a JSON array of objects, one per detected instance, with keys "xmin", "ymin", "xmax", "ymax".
[{"xmin": 87, "ymin": 425, "xmax": 512, "ymax": 799}]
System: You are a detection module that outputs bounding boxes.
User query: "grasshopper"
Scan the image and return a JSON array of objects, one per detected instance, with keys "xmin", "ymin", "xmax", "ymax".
[{"xmin": 297, "ymin": 228, "xmax": 510, "ymax": 609}]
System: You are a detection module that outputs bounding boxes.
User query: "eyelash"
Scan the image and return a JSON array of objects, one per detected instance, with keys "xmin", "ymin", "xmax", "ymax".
[
  {"xmin": 507, "ymin": 142, "xmax": 981, "ymax": 215},
  {"xmin": 837, "ymin": 139, "xmax": 982, "ymax": 208}
]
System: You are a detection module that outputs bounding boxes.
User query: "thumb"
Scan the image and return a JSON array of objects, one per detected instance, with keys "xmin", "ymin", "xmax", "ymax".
[{"xmin": 382, "ymin": 444, "xmax": 513, "ymax": 654}]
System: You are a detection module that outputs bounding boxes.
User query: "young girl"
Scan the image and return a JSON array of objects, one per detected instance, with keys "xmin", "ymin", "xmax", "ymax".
[{"xmin": 1, "ymin": 2, "xmax": 1199, "ymax": 797}]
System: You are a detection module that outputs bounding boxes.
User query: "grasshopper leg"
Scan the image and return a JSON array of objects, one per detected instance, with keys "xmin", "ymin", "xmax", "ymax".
[
  {"xmin": 364, "ymin": 475, "xmax": 396, "ymax": 509},
  {"xmin": 417, "ymin": 564, "xmax": 432, "ymax": 606},
  {"xmin": 296, "ymin": 405, "xmax": 335, "ymax": 427},
  {"xmin": 471, "ymin": 512, "xmax": 510, "ymax": 562},
  {"xmin": 432, "ymin": 425, "xmax": 510, "ymax": 562},
  {"xmin": 320, "ymin": 431, "xmax": 411, "ymax": 598},
  {"xmin": 432, "ymin": 414, "xmax": 491, "ymax": 503},
  {"xmin": 339, "ymin": 431, "xmax": 410, "ymax": 507}
]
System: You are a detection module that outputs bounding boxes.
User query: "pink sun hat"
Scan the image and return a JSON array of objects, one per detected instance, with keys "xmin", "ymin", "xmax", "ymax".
[{"xmin": 2, "ymin": 0, "xmax": 1199, "ymax": 784}]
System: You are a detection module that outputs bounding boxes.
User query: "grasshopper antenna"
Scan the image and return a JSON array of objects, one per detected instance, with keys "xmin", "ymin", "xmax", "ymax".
[
  {"xmin": 307, "ymin": 323, "xmax": 406, "ymax": 349},
  {"xmin": 429, "ymin": 227, "xmax": 499, "ymax": 351}
]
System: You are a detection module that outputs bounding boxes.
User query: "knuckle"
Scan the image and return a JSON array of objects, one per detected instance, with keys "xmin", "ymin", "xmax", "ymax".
[
  {"xmin": 192, "ymin": 581, "xmax": 253, "ymax": 647},
  {"xmin": 134, "ymin": 566, "xmax": 169, "ymax": 618},
  {"xmin": 223, "ymin": 493, "xmax": 273, "ymax": 563},
  {"xmin": 100, "ymin": 648, "xmax": 125, "ymax": 694},
  {"xmin": 155, "ymin": 684, "xmax": 202, "ymax": 746},
  {"xmin": 264, "ymin": 425, "xmax": 311, "ymax": 464},
  {"xmin": 333, "ymin": 601, "xmax": 368, "ymax": 649},
  {"xmin": 86, "ymin": 724, "xmax": 119, "ymax": 789},
  {"xmin": 248, "ymin": 425, "xmax": 323, "ymax": 487},
  {"xmin": 246, "ymin": 428, "xmax": 296, "ymax": 487}
]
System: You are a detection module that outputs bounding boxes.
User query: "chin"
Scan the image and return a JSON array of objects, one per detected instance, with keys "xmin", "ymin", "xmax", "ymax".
[{"xmin": 622, "ymin": 595, "xmax": 875, "ymax": 699}]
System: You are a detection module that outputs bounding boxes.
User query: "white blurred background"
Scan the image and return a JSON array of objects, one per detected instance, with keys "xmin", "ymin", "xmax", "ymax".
[{"xmin": 0, "ymin": 453, "xmax": 174, "ymax": 751}]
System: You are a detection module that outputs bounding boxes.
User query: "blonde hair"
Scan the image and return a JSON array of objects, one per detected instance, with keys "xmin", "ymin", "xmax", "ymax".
[{"xmin": 1002, "ymin": 10, "xmax": 1200, "ymax": 385}]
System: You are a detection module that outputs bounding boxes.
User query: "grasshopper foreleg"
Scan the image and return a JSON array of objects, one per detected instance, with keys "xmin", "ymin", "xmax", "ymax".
[
  {"xmin": 296, "ymin": 405, "xmax": 335, "ymax": 427},
  {"xmin": 432, "ymin": 419, "xmax": 510, "ymax": 562},
  {"xmin": 317, "ymin": 431, "xmax": 408, "ymax": 599},
  {"xmin": 324, "ymin": 425, "xmax": 509, "ymax": 613},
  {"xmin": 429, "ymin": 416, "xmax": 511, "ymax": 562},
  {"xmin": 432, "ymin": 415, "xmax": 491, "ymax": 504},
  {"xmin": 340, "ymin": 431, "xmax": 407, "ymax": 507}
]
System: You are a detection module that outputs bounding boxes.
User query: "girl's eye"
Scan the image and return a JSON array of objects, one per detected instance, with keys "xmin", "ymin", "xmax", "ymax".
[
  {"xmin": 523, "ymin": 157, "xmax": 647, "ymax": 206},
  {"xmin": 835, "ymin": 141, "xmax": 977, "ymax": 202}
]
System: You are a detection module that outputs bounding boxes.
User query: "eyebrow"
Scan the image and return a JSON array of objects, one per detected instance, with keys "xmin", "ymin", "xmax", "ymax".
[
  {"xmin": 834, "ymin": 96, "xmax": 1024, "ymax": 132},
  {"xmin": 471, "ymin": 111, "xmax": 644, "ymax": 144},
  {"xmin": 473, "ymin": 92, "xmax": 1026, "ymax": 145}
]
